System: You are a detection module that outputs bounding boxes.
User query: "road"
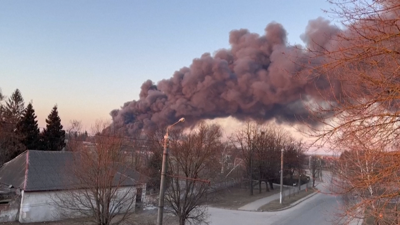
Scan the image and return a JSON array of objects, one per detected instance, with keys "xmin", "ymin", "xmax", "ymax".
[
  {"xmin": 270, "ymin": 191, "xmax": 339, "ymax": 225},
  {"xmin": 209, "ymin": 172, "xmax": 358, "ymax": 225},
  {"xmin": 209, "ymin": 191, "xmax": 340, "ymax": 225}
]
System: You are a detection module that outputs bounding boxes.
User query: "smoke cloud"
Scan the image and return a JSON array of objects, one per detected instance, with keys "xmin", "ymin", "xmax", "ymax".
[{"xmin": 110, "ymin": 18, "xmax": 340, "ymax": 135}]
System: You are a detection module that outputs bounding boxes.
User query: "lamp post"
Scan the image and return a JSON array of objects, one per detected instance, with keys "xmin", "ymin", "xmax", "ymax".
[
  {"xmin": 280, "ymin": 148, "xmax": 284, "ymax": 204},
  {"xmin": 157, "ymin": 118, "xmax": 185, "ymax": 225}
]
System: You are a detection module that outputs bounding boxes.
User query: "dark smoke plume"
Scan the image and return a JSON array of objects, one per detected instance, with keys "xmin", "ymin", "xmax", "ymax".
[{"xmin": 110, "ymin": 18, "xmax": 340, "ymax": 135}]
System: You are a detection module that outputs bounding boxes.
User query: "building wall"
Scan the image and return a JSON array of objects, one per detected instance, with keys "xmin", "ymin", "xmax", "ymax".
[
  {"xmin": 0, "ymin": 192, "xmax": 20, "ymax": 223},
  {"xmin": 139, "ymin": 183, "xmax": 147, "ymax": 204},
  {"xmin": 19, "ymin": 190, "xmax": 60, "ymax": 223},
  {"xmin": 18, "ymin": 186, "xmax": 139, "ymax": 223},
  {"xmin": 0, "ymin": 206, "xmax": 18, "ymax": 223}
]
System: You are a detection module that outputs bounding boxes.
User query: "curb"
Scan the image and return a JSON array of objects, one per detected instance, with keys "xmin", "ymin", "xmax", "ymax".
[{"xmin": 260, "ymin": 190, "xmax": 319, "ymax": 212}]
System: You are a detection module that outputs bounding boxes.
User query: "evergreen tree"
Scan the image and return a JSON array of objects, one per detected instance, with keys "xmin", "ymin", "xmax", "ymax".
[
  {"xmin": 4, "ymin": 89, "xmax": 25, "ymax": 123},
  {"xmin": 0, "ymin": 89, "xmax": 25, "ymax": 165},
  {"xmin": 0, "ymin": 89, "xmax": 5, "ymax": 165},
  {"xmin": 41, "ymin": 105, "xmax": 66, "ymax": 150},
  {"xmin": 17, "ymin": 103, "xmax": 41, "ymax": 150},
  {"xmin": 147, "ymin": 150, "xmax": 162, "ymax": 190},
  {"xmin": 0, "ymin": 89, "xmax": 4, "ymax": 124}
]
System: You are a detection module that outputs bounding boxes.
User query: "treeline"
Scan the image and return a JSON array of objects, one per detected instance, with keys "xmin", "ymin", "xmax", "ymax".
[
  {"xmin": 0, "ymin": 89, "xmax": 65, "ymax": 165},
  {"xmin": 130, "ymin": 122, "xmax": 310, "ymax": 196},
  {"xmin": 120, "ymin": 122, "xmax": 310, "ymax": 224},
  {"xmin": 230, "ymin": 123, "xmax": 309, "ymax": 195}
]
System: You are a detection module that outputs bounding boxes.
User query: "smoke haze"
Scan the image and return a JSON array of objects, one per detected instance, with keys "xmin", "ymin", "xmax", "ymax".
[{"xmin": 110, "ymin": 18, "xmax": 340, "ymax": 135}]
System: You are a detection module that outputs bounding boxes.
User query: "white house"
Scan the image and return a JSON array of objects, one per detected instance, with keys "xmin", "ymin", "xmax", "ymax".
[{"xmin": 0, "ymin": 150, "xmax": 147, "ymax": 223}]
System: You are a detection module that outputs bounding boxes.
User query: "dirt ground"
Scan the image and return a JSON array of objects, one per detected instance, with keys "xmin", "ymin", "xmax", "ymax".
[
  {"xmin": 207, "ymin": 183, "xmax": 284, "ymax": 209},
  {"xmin": 0, "ymin": 209, "xmax": 178, "ymax": 225},
  {"xmin": 258, "ymin": 188, "xmax": 316, "ymax": 211}
]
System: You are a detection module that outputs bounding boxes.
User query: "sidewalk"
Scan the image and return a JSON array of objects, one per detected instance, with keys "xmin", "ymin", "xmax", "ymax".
[{"xmin": 238, "ymin": 183, "xmax": 313, "ymax": 211}]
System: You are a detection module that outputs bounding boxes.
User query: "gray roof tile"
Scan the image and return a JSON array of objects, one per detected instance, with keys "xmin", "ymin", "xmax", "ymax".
[{"xmin": 0, "ymin": 150, "xmax": 143, "ymax": 192}]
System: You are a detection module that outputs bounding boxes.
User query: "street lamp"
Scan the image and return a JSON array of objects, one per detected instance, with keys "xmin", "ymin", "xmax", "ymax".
[
  {"xmin": 157, "ymin": 117, "xmax": 185, "ymax": 225},
  {"xmin": 280, "ymin": 148, "xmax": 284, "ymax": 204}
]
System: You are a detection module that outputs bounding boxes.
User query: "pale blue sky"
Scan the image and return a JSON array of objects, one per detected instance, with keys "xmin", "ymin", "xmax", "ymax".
[{"xmin": 0, "ymin": 0, "xmax": 336, "ymax": 131}]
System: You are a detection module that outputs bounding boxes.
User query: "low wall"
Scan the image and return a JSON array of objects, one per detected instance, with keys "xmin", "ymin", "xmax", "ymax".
[
  {"xmin": 0, "ymin": 193, "xmax": 20, "ymax": 222},
  {"xmin": 19, "ymin": 187, "xmax": 137, "ymax": 223}
]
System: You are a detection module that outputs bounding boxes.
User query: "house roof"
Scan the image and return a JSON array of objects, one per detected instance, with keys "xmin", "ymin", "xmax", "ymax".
[
  {"xmin": 0, "ymin": 151, "xmax": 27, "ymax": 190},
  {"xmin": 0, "ymin": 150, "xmax": 144, "ymax": 192}
]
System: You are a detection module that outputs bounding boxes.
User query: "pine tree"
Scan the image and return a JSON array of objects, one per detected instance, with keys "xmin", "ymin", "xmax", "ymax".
[
  {"xmin": 0, "ymin": 89, "xmax": 5, "ymax": 165},
  {"xmin": 147, "ymin": 150, "xmax": 162, "ymax": 190},
  {"xmin": 0, "ymin": 89, "xmax": 4, "ymax": 125},
  {"xmin": 0, "ymin": 89, "xmax": 25, "ymax": 165},
  {"xmin": 17, "ymin": 103, "xmax": 41, "ymax": 150},
  {"xmin": 4, "ymin": 89, "xmax": 25, "ymax": 123},
  {"xmin": 41, "ymin": 105, "xmax": 66, "ymax": 150}
]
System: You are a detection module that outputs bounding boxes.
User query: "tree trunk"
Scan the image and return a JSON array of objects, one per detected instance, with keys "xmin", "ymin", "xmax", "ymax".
[
  {"xmin": 259, "ymin": 167, "xmax": 262, "ymax": 193},
  {"xmin": 269, "ymin": 180, "xmax": 274, "ymax": 190},
  {"xmin": 298, "ymin": 170, "xmax": 301, "ymax": 192},
  {"xmin": 250, "ymin": 179, "xmax": 253, "ymax": 196},
  {"xmin": 179, "ymin": 216, "xmax": 186, "ymax": 225},
  {"xmin": 249, "ymin": 161, "xmax": 253, "ymax": 196},
  {"xmin": 290, "ymin": 171, "xmax": 293, "ymax": 185}
]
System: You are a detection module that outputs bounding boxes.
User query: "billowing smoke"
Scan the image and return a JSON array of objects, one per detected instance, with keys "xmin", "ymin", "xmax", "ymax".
[{"xmin": 110, "ymin": 18, "xmax": 340, "ymax": 135}]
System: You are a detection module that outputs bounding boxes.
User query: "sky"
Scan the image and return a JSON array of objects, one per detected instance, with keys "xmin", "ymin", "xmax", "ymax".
[{"xmin": 0, "ymin": 0, "xmax": 337, "ymax": 132}]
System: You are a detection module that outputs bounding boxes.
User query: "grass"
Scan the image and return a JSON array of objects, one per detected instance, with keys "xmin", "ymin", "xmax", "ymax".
[
  {"xmin": 258, "ymin": 188, "xmax": 316, "ymax": 211},
  {"xmin": 207, "ymin": 183, "xmax": 286, "ymax": 209}
]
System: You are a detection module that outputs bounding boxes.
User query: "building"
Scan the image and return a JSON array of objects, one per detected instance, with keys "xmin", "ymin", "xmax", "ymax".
[{"xmin": 0, "ymin": 150, "xmax": 146, "ymax": 223}]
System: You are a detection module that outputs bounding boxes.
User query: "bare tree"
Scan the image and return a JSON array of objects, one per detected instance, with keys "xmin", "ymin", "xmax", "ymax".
[
  {"xmin": 303, "ymin": 1, "xmax": 400, "ymax": 223},
  {"xmin": 254, "ymin": 126, "xmax": 287, "ymax": 192},
  {"xmin": 65, "ymin": 120, "xmax": 85, "ymax": 152},
  {"xmin": 230, "ymin": 123, "xmax": 295, "ymax": 194},
  {"xmin": 309, "ymin": 155, "xmax": 320, "ymax": 188},
  {"xmin": 165, "ymin": 123, "xmax": 222, "ymax": 225},
  {"xmin": 230, "ymin": 122, "xmax": 259, "ymax": 195},
  {"xmin": 329, "ymin": 132, "xmax": 400, "ymax": 225},
  {"xmin": 284, "ymin": 140, "xmax": 307, "ymax": 188},
  {"xmin": 306, "ymin": 0, "xmax": 400, "ymax": 149},
  {"xmin": 133, "ymin": 127, "xmax": 166, "ymax": 193},
  {"xmin": 55, "ymin": 122, "xmax": 138, "ymax": 225}
]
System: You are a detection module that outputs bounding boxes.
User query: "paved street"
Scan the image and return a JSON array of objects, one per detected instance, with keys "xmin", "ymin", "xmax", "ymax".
[
  {"xmin": 270, "ymin": 191, "xmax": 340, "ymax": 225},
  {"xmin": 209, "ymin": 172, "xmax": 360, "ymax": 225},
  {"xmin": 209, "ymin": 190, "xmax": 340, "ymax": 225}
]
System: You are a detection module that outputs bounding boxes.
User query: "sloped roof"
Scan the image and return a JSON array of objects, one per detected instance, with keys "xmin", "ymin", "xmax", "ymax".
[
  {"xmin": 0, "ymin": 150, "xmax": 143, "ymax": 192},
  {"xmin": 0, "ymin": 151, "xmax": 27, "ymax": 190},
  {"xmin": 26, "ymin": 150, "xmax": 75, "ymax": 191}
]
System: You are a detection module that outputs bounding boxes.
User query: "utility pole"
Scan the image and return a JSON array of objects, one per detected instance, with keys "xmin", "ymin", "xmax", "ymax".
[
  {"xmin": 157, "ymin": 118, "xmax": 185, "ymax": 225},
  {"xmin": 280, "ymin": 148, "xmax": 284, "ymax": 204},
  {"xmin": 298, "ymin": 148, "xmax": 301, "ymax": 192},
  {"xmin": 319, "ymin": 158, "xmax": 323, "ymax": 181},
  {"xmin": 250, "ymin": 142, "xmax": 253, "ymax": 196},
  {"xmin": 259, "ymin": 131, "xmax": 265, "ymax": 194}
]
